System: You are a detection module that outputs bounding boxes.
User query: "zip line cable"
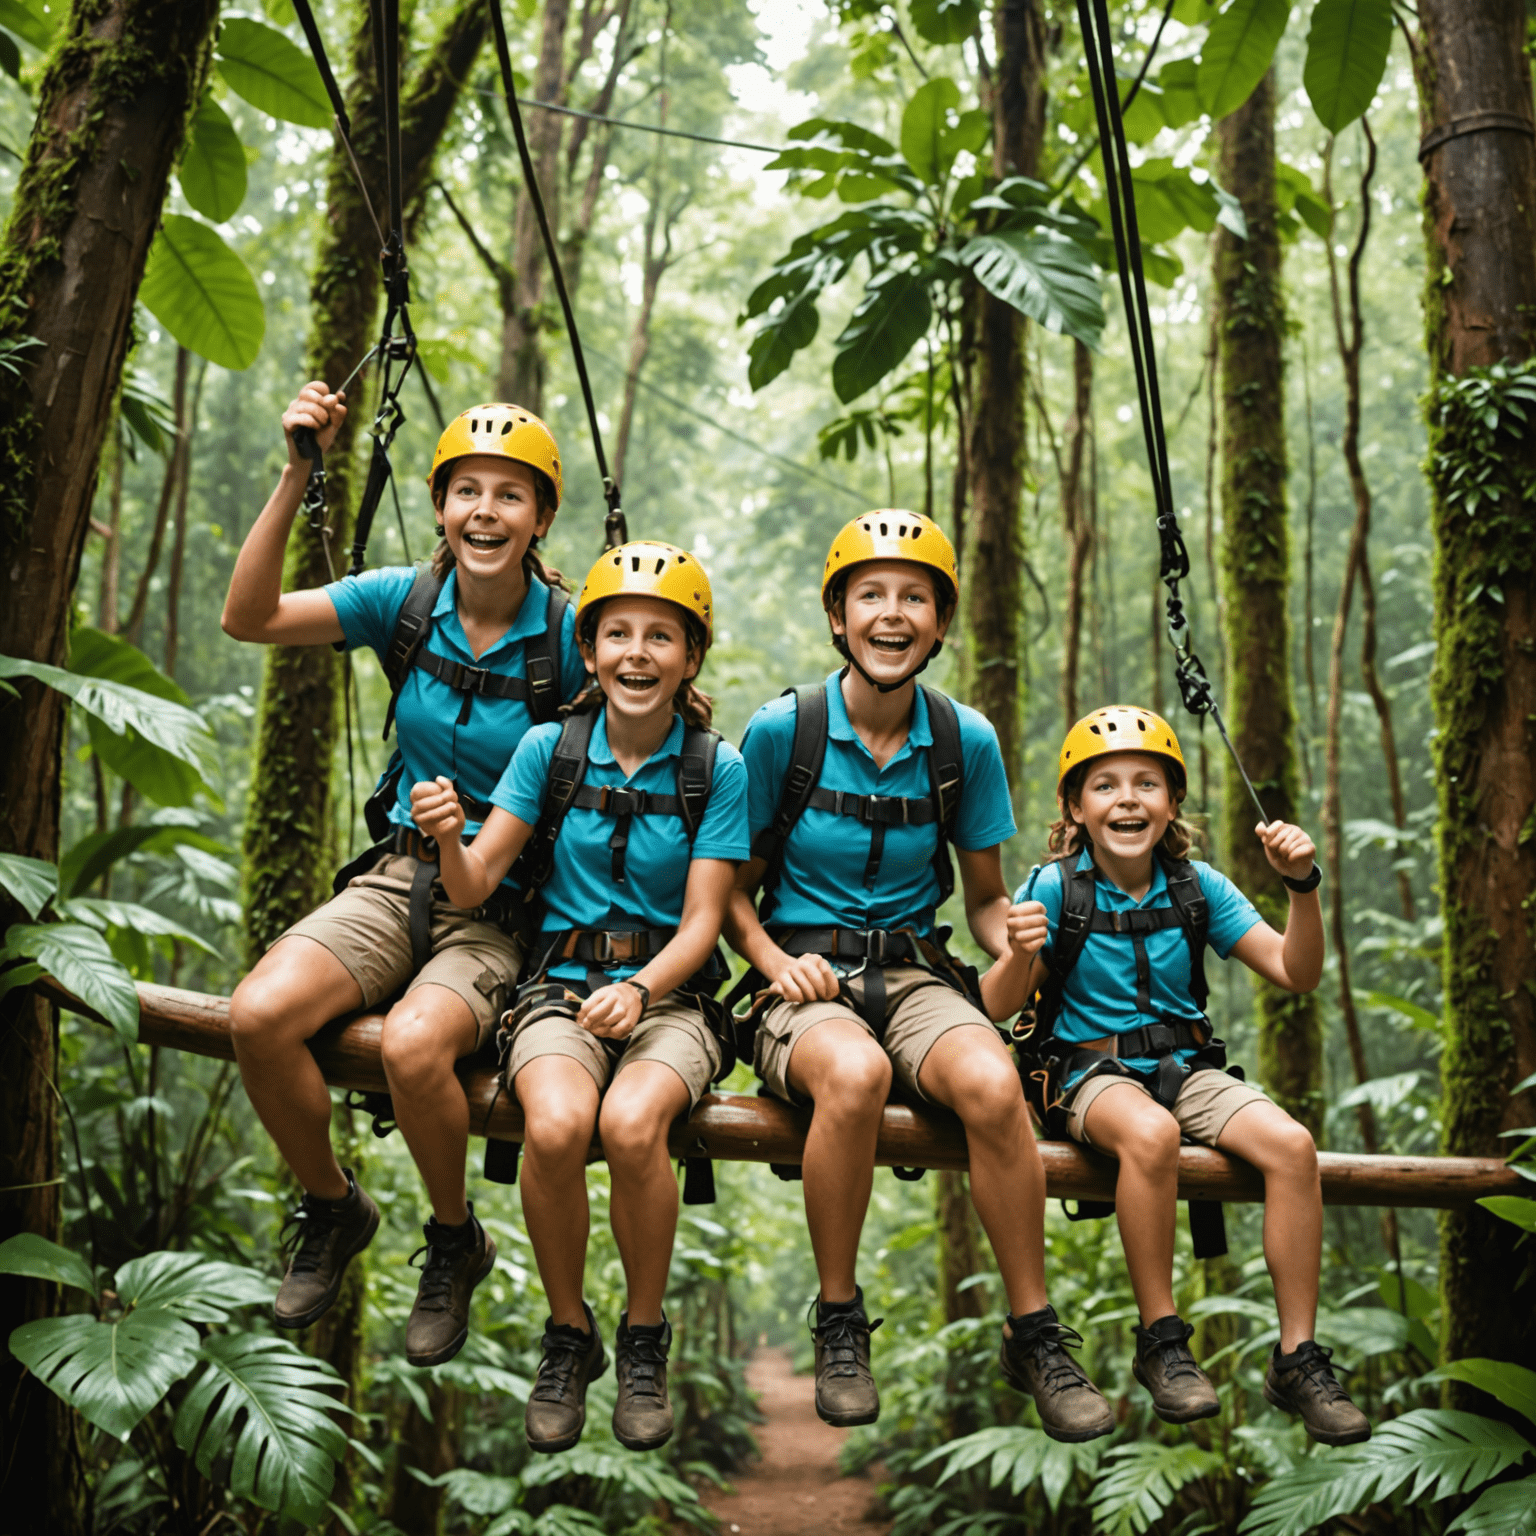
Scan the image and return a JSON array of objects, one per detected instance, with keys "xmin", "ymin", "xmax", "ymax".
[
  {"xmin": 1075, "ymin": 0, "xmax": 1269, "ymax": 825},
  {"xmin": 492, "ymin": 91, "xmax": 782, "ymax": 156},
  {"xmin": 487, "ymin": 0, "xmax": 627, "ymax": 550}
]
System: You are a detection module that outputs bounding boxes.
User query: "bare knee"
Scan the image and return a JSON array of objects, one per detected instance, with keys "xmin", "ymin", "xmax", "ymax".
[
  {"xmin": 229, "ymin": 972, "xmax": 319, "ymax": 1056},
  {"xmin": 1120, "ymin": 1111, "xmax": 1181, "ymax": 1174},
  {"xmin": 1258, "ymin": 1118, "xmax": 1319, "ymax": 1183},
  {"xmin": 523, "ymin": 1093, "xmax": 596, "ymax": 1164},
  {"xmin": 380, "ymin": 1003, "xmax": 456, "ymax": 1097},
  {"xmin": 953, "ymin": 1060, "xmax": 1026, "ymax": 1138},
  {"xmin": 599, "ymin": 1092, "xmax": 671, "ymax": 1164},
  {"xmin": 814, "ymin": 1046, "xmax": 892, "ymax": 1117}
]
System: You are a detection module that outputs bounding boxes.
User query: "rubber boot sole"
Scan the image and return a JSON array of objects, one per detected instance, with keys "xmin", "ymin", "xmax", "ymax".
[
  {"xmin": 613, "ymin": 1418, "xmax": 675, "ymax": 1453},
  {"xmin": 273, "ymin": 1201, "xmax": 381, "ymax": 1331},
  {"xmin": 814, "ymin": 1391, "xmax": 879, "ymax": 1428},
  {"xmin": 406, "ymin": 1238, "xmax": 498, "ymax": 1368},
  {"xmin": 1262, "ymin": 1378, "xmax": 1372, "ymax": 1445},
  {"xmin": 1000, "ymin": 1350, "xmax": 1115, "ymax": 1443},
  {"xmin": 1133, "ymin": 1357, "xmax": 1220, "ymax": 1424},
  {"xmin": 527, "ymin": 1345, "xmax": 609, "ymax": 1455}
]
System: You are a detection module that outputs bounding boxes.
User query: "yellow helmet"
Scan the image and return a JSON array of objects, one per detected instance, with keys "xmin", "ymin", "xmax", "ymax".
[
  {"xmin": 426, "ymin": 403, "xmax": 562, "ymax": 508},
  {"xmin": 1058, "ymin": 706, "xmax": 1186, "ymax": 793},
  {"xmin": 821, "ymin": 510, "xmax": 958, "ymax": 611},
  {"xmin": 575, "ymin": 541, "xmax": 714, "ymax": 641}
]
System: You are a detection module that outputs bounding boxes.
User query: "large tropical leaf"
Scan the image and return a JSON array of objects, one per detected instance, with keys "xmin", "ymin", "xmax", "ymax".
[
  {"xmin": 216, "ymin": 17, "xmax": 331, "ymax": 128},
  {"xmin": 120, "ymin": 368, "xmax": 178, "ymax": 459},
  {"xmin": 115, "ymin": 1251, "xmax": 275, "ymax": 1324},
  {"xmin": 2, "ymin": 923, "xmax": 139, "ymax": 1041},
  {"xmin": 62, "ymin": 896, "xmax": 221, "ymax": 959},
  {"xmin": 910, "ymin": 0, "xmax": 982, "ymax": 45},
  {"xmin": 1479, "ymin": 1195, "xmax": 1536, "ymax": 1232},
  {"xmin": 69, "ymin": 628, "xmax": 219, "ymax": 808},
  {"xmin": 1157, "ymin": 57, "xmax": 1204, "ymax": 127},
  {"xmin": 1303, "ymin": 0, "xmax": 1394, "ymax": 133},
  {"xmin": 9, "ymin": 1308, "xmax": 200, "ymax": 1441},
  {"xmin": 915, "ymin": 1424, "xmax": 1099, "ymax": 1512},
  {"xmin": 59, "ymin": 819, "xmax": 227, "ymax": 901},
  {"xmin": 901, "ymin": 76, "xmax": 962, "ymax": 187},
  {"xmin": 179, "ymin": 93, "xmax": 248, "ymax": 222},
  {"xmin": 0, "ymin": 0, "xmax": 55, "ymax": 50},
  {"xmin": 0, "ymin": 851, "xmax": 57, "ymax": 918},
  {"xmin": 1092, "ymin": 1442, "xmax": 1223, "ymax": 1536},
  {"xmin": 140, "ymin": 215, "xmax": 265, "ymax": 371},
  {"xmin": 1239, "ymin": 1410, "xmax": 1535, "ymax": 1536},
  {"xmin": 173, "ymin": 1334, "xmax": 349, "ymax": 1523},
  {"xmin": 1315, "ymin": 1305, "xmax": 1411, "ymax": 1359},
  {"xmin": 958, "ymin": 228, "xmax": 1104, "ymax": 348},
  {"xmin": 0, "ymin": 1232, "xmax": 97, "ymax": 1295},
  {"xmin": 1430, "ymin": 1359, "xmax": 1536, "ymax": 1430},
  {"xmin": 832, "ymin": 265, "xmax": 933, "ymax": 403},
  {"xmin": 1448, "ymin": 1474, "xmax": 1536, "ymax": 1536},
  {"xmin": 1197, "ymin": 0, "xmax": 1290, "ymax": 121}
]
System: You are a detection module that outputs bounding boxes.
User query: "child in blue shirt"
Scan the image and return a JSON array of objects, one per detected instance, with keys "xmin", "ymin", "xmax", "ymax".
[
  {"xmin": 224, "ymin": 389, "xmax": 583, "ymax": 1367},
  {"xmin": 725, "ymin": 511, "xmax": 1113, "ymax": 1444},
  {"xmin": 412, "ymin": 541, "xmax": 747, "ymax": 1457},
  {"xmin": 989, "ymin": 706, "xmax": 1369, "ymax": 1446}
]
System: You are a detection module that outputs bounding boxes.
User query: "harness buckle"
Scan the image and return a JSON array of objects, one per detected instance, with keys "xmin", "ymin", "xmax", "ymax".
[
  {"xmin": 449, "ymin": 661, "xmax": 491, "ymax": 694},
  {"xmin": 600, "ymin": 786, "xmax": 643, "ymax": 816},
  {"xmin": 1145, "ymin": 1022, "xmax": 1176, "ymax": 1056},
  {"xmin": 591, "ymin": 931, "xmax": 619, "ymax": 963},
  {"xmin": 866, "ymin": 928, "xmax": 889, "ymax": 965}
]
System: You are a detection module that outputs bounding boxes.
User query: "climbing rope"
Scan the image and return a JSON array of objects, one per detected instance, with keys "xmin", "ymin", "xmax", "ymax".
[
  {"xmin": 1075, "ymin": 0, "xmax": 1269, "ymax": 825},
  {"xmin": 486, "ymin": 0, "xmax": 627, "ymax": 549}
]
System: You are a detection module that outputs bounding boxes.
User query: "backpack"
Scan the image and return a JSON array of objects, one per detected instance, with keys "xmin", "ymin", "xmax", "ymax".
[{"xmin": 751, "ymin": 681, "xmax": 966, "ymax": 923}]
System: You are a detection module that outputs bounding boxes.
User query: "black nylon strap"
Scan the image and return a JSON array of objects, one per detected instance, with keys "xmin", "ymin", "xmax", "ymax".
[
  {"xmin": 771, "ymin": 927, "xmax": 924, "ymax": 966},
  {"xmin": 412, "ymin": 648, "xmax": 541, "ymax": 702},
  {"xmin": 805, "ymin": 786, "xmax": 939, "ymax": 825},
  {"xmin": 408, "ymin": 854, "xmax": 436, "ymax": 972},
  {"xmin": 753, "ymin": 684, "xmax": 829, "ymax": 921},
  {"xmin": 572, "ymin": 784, "xmax": 686, "ymax": 818}
]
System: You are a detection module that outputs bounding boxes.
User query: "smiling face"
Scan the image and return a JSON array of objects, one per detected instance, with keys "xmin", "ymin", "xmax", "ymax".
[
  {"xmin": 830, "ymin": 559, "xmax": 950, "ymax": 689},
  {"xmin": 437, "ymin": 454, "xmax": 554, "ymax": 583},
  {"xmin": 1066, "ymin": 751, "xmax": 1180, "ymax": 862},
  {"xmin": 581, "ymin": 595, "xmax": 700, "ymax": 725}
]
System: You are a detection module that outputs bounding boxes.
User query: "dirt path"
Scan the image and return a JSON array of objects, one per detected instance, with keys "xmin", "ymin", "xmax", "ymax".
[{"xmin": 700, "ymin": 1347, "xmax": 891, "ymax": 1536}]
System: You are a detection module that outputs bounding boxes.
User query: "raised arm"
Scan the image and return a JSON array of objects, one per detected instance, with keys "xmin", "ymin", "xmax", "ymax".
[
  {"xmin": 1227, "ymin": 821, "xmax": 1325, "ymax": 993},
  {"xmin": 221, "ymin": 383, "xmax": 350, "ymax": 646}
]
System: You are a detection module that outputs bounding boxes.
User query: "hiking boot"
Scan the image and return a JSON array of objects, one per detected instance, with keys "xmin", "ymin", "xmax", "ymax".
[
  {"xmin": 405, "ymin": 1205, "xmax": 497, "ymax": 1367},
  {"xmin": 273, "ymin": 1169, "xmax": 380, "ymax": 1330},
  {"xmin": 612, "ymin": 1312, "xmax": 674, "ymax": 1451},
  {"xmin": 526, "ymin": 1301, "xmax": 608, "ymax": 1454},
  {"xmin": 809, "ymin": 1288, "xmax": 882, "ymax": 1427},
  {"xmin": 1000, "ymin": 1305, "xmax": 1114, "ymax": 1443},
  {"xmin": 1264, "ymin": 1340, "xmax": 1371, "ymax": 1445},
  {"xmin": 1133, "ymin": 1314, "xmax": 1220, "ymax": 1423}
]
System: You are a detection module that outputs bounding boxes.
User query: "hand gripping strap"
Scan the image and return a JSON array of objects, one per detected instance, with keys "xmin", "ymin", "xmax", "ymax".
[{"xmin": 752, "ymin": 684, "xmax": 829, "ymax": 921}]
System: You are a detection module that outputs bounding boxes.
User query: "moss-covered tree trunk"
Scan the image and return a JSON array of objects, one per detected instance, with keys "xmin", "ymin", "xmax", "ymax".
[
  {"xmin": 1212, "ymin": 70, "xmax": 1322, "ymax": 1136},
  {"xmin": 242, "ymin": 0, "xmax": 488, "ymax": 959},
  {"xmin": 1412, "ymin": 0, "xmax": 1536, "ymax": 1391},
  {"xmin": 0, "ymin": 3, "xmax": 220, "ymax": 1527}
]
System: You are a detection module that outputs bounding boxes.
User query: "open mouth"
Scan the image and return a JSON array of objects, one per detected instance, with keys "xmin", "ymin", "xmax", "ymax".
[
  {"xmin": 616, "ymin": 673, "xmax": 660, "ymax": 693},
  {"xmin": 868, "ymin": 634, "xmax": 913, "ymax": 654},
  {"xmin": 1107, "ymin": 818, "xmax": 1149, "ymax": 835},
  {"xmin": 463, "ymin": 531, "xmax": 508, "ymax": 552}
]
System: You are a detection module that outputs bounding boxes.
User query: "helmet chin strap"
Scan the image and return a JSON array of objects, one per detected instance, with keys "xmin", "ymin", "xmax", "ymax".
[{"xmin": 833, "ymin": 634, "xmax": 942, "ymax": 694}]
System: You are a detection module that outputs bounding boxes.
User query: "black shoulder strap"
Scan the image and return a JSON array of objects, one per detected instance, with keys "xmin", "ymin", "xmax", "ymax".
[
  {"xmin": 677, "ymin": 725, "xmax": 720, "ymax": 842},
  {"xmin": 1156, "ymin": 850, "xmax": 1210, "ymax": 1014},
  {"xmin": 524, "ymin": 584, "xmax": 570, "ymax": 725},
  {"xmin": 751, "ymin": 684, "xmax": 829, "ymax": 920},
  {"xmin": 511, "ymin": 707, "xmax": 599, "ymax": 908},
  {"xmin": 919, "ymin": 686, "xmax": 964, "ymax": 907},
  {"xmin": 380, "ymin": 565, "xmax": 445, "ymax": 740},
  {"xmin": 1032, "ymin": 857, "xmax": 1099, "ymax": 1034}
]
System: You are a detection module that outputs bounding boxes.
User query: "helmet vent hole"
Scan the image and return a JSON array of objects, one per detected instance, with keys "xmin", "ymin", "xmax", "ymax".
[
  {"xmin": 501, "ymin": 422, "xmax": 512, "ymax": 435},
  {"xmin": 654, "ymin": 558, "xmax": 666, "ymax": 575},
  {"xmin": 1137, "ymin": 719, "xmax": 1146, "ymax": 731},
  {"xmin": 630, "ymin": 556, "xmax": 641, "ymax": 571},
  {"xmin": 1089, "ymin": 725, "xmax": 1101, "ymax": 735},
  {"xmin": 470, "ymin": 419, "xmax": 479, "ymax": 431},
  {"xmin": 1106, "ymin": 722, "xmax": 1117, "ymax": 732},
  {"xmin": 880, "ymin": 522, "xmax": 888, "ymax": 536}
]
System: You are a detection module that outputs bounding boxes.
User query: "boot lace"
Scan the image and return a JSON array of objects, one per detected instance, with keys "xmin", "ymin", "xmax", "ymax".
[
  {"xmin": 1012, "ymin": 1319, "xmax": 1092, "ymax": 1397},
  {"xmin": 620, "ymin": 1330, "xmax": 669, "ymax": 1401},
  {"xmin": 809, "ymin": 1302, "xmax": 884, "ymax": 1379},
  {"xmin": 533, "ymin": 1325, "xmax": 592, "ymax": 1403},
  {"xmin": 279, "ymin": 1194, "xmax": 344, "ymax": 1277},
  {"xmin": 408, "ymin": 1225, "xmax": 473, "ymax": 1315},
  {"xmin": 1140, "ymin": 1321, "xmax": 1204, "ymax": 1385},
  {"xmin": 1285, "ymin": 1341, "xmax": 1350, "ymax": 1403}
]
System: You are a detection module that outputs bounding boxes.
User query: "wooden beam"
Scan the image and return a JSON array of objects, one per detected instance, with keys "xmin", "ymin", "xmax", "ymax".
[{"xmin": 44, "ymin": 980, "xmax": 1524, "ymax": 1209}]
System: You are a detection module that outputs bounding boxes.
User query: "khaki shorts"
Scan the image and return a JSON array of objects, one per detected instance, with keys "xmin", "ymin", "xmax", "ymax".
[
  {"xmin": 1065, "ymin": 1064, "xmax": 1271, "ymax": 1150},
  {"xmin": 505, "ymin": 991, "xmax": 723, "ymax": 1108},
  {"xmin": 754, "ymin": 964, "xmax": 990, "ymax": 1105},
  {"xmin": 284, "ymin": 854, "xmax": 522, "ymax": 1049}
]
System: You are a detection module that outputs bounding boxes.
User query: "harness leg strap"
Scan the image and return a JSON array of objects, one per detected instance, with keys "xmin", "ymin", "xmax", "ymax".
[
  {"xmin": 1187, "ymin": 1198, "xmax": 1227, "ymax": 1260},
  {"xmin": 860, "ymin": 963, "xmax": 887, "ymax": 1038},
  {"xmin": 409, "ymin": 856, "xmax": 437, "ymax": 973}
]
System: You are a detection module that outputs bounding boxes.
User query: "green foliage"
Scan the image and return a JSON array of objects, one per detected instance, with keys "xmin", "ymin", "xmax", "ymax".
[
  {"xmin": 1427, "ymin": 360, "xmax": 1536, "ymax": 519},
  {"xmin": 0, "ymin": 849, "xmax": 57, "ymax": 917},
  {"xmin": 1477, "ymin": 1196, "xmax": 1536, "ymax": 1232},
  {"xmin": 1238, "ymin": 1409, "xmax": 1535, "ymax": 1536},
  {"xmin": 959, "ymin": 229, "xmax": 1104, "ymax": 348},
  {"xmin": 179, "ymin": 93, "xmax": 248, "ymax": 223},
  {"xmin": 0, "ymin": 1232, "xmax": 97, "ymax": 1294},
  {"xmin": 139, "ymin": 215, "xmax": 265, "ymax": 371},
  {"xmin": 1428, "ymin": 1359, "xmax": 1536, "ymax": 1428},
  {"xmin": 1446, "ymin": 1475, "xmax": 1536, "ymax": 1535},
  {"xmin": 909, "ymin": 0, "xmax": 981, "ymax": 46},
  {"xmin": 1198, "ymin": 0, "xmax": 1290, "ymax": 120},
  {"xmin": 119, "ymin": 368, "xmax": 178, "ymax": 458},
  {"xmin": 1092, "ymin": 1442, "xmax": 1225, "ymax": 1536},
  {"xmin": 0, "ymin": 0, "xmax": 55, "ymax": 52},
  {"xmin": 1302, "ymin": 0, "xmax": 1395, "ymax": 133},
  {"xmin": 1, "ymin": 922, "xmax": 140, "ymax": 1039},
  {"xmin": 915, "ymin": 1424, "xmax": 1101, "ymax": 1510},
  {"xmin": 215, "ymin": 17, "xmax": 332, "ymax": 129},
  {"xmin": 832, "ymin": 264, "xmax": 933, "ymax": 402}
]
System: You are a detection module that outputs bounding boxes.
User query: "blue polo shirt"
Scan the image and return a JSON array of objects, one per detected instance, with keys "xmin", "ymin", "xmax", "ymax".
[
  {"xmin": 492, "ymin": 710, "xmax": 750, "ymax": 983},
  {"xmin": 327, "ymin": 566, "xmax": 585, "ymax": 841},
  {"xmin": 1017, "ymin": 850, "xmax": 1262, "ymax": 1080},
  {"xmin": 741, "ymin": 671, "xmax": 1016, "ymax": 935}
]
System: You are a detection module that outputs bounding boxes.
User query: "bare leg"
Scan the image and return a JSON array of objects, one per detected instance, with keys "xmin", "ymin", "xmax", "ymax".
[
  {"xmin": 600, "ymin": 1061, "xmax": 692, "ymax": 1326},
  {"xmin": 786, "ymin": 1018, "xmax": 892, "ymax": 1304},
  {"xmin": 1217, "ymin": 1101, "xmax": 1322, "ymax": 1352},
  {"xmin": 517, "ymin": 1055, "xmax": 601, "ymax": 1331},
  {"xmin": 1082, "ymin": 1084, "xmax": 1182, "ymax": 1325},
  {"xmin": 380, "ymin": 985, "xmax": 481, "ymax": 1226},
  {"xmin": 919, "ymin": 1025, "xmax": 1048, "ymax": 1318},
  {"xmin": 228, "ymin": 936, "xmax": 364, "ymax": 1199}
]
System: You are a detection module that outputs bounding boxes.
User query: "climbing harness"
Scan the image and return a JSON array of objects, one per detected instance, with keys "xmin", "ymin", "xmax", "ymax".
[
  {"xmin": 486, "ymin": 0, "xmax": 627, "ymax": 549},
  {"xmin": 1076, "ymin": 0, "xmax": 1267, "ymax": 826}
]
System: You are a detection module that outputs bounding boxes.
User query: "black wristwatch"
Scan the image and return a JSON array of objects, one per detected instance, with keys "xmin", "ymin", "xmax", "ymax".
[
  {"xmin": 622, "ymin": 979, "xmax": 651, "ymax": 1011},
  {"xmin": 1281, "ymin": 863, "xmax": 1323, "ymax": 894}
]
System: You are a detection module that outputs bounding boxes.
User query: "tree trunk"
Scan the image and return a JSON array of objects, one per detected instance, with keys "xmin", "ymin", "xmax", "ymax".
[
  {"xmin": 386, "ymin": 1380, "xmax": 460, "ymax": 1535},
  {"xmin": 964, "ymin": 0, "xmax": 1043, "ymax": 781},
  {"xmin": 0, "ymin": 3, "xmax": 220, "ymax": 1529},
  {"xmin": 1212, "ymin": 69, "xmax": 1322, "ymax": 1136},
  {"xmin": 241, "ymin": 0, "xmax": 489, "ymax": 960},
  {"xmin": 1411, "ymin": 0, "xmax": 1536, "ymax": 1393},
  {"xmin": 1060, "ymin": 341, "xmax": 1093, "ymax": 726}
]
